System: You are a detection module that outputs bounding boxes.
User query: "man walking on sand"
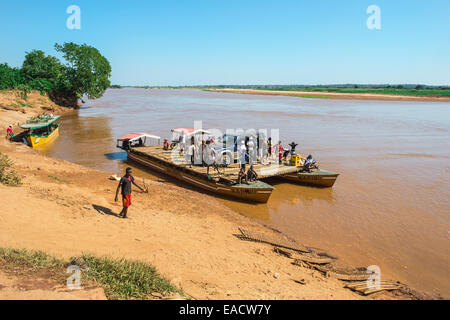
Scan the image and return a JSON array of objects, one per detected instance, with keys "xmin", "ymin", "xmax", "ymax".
[{"xmin": 114, "ymin": 167, "xmax": 144, "ymax": 218}]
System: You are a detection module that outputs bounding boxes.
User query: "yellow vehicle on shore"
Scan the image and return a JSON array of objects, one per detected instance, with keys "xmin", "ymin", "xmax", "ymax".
[{"xmin": 20, "ymin": 115, "xmax": 60, "ymax": 148}]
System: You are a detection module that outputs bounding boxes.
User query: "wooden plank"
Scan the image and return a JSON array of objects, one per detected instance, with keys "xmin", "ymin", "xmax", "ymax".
[
  {"xmin": 363, "ymin": 285, "xmax": 401, "ymax": 295},
  {"xmin": 345, "ymin": 280, "xmax": 398, "ymax": 289},
  {"xmin": 237, "ymin": 228, "xmax": 311, "ymax": 253},
  {"xmin": 344, "ymin": 281, "xmax": 401, "ymax": 295},
  {"xmin": 274, "ymin": 246, "xmax": 338, "ymax": 265},
  {"xmin": 293, "ymin": 255, "xmax": 337, "ymax": 265},
  {"xmin": 273, "ymin": 247, "xmax": 294, "ymax": 258},
  {"xmin": 308, "ymin": 265, "xmax": 373, "ymax": 281}
]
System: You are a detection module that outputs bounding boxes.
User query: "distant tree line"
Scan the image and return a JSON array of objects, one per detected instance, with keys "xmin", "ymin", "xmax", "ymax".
[
  {"xmin": 179, "ymin": 84, "xmax": 450, "ymax": 90},
  {"xmin": 111, "ymin": 84, "xmax": 450, "ymax": 90},
  {"xmin": 0, "ymin": 43, "xmax": 111, "ymax": 107}
]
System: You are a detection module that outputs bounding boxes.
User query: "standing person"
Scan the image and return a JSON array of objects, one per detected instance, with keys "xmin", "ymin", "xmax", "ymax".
[
  {"xmin": 267, "ymin": 137, "xmax": 272, "ymax": 161},
  {"xmin": 247, "ymin": 137, "xmax": 255, "ymax": 164},
  {"xmin": 114, "ymin": 167, "xmax": 144, "ymax": 219},
  {"xmin": 261, "ymin": 138, "xmax": 268, "ymax": 164},
  {"xmin": 179, "ymin": 131, "xmax": 186, "ymax": 155},
  {"xmin": 194, "ymin": 135, "xmax": 202, "ymax": 165},
  {"xmin": 257, "ymin": 135, "xmax": 263, "ymax": 163},
  {"xmin": 289, "ymin": 141, "xmax": 298, "ymax": 155},
  {"xmin": 205, "ymin": 140, "xmax": 220, "ymax": 175},
  {"xmin": 278, "ymin": 141, "xmax": 284, "ymax": 164},
  {"xmin": 186, "ymin": 136, "xmax": 195, "ymax": 167},
  {"xmin": 238, "ymin": 140, "xmax": 247, "ymax": 170},
  {"xmin": 201, "ymin": 140, "xmax": 207, "ymax": 166},
  {"xmin": 6, "ymin": 125, "xmax": 14, "ymax": 141}
]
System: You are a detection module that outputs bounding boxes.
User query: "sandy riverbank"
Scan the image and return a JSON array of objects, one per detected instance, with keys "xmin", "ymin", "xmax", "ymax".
[
  {"xmin": 206, "ymin": 88, "xmax": 450, "ymax": 102},
  {"xmin": 0, "ymin": 91, "xmax": 425, "ymax": 300}
]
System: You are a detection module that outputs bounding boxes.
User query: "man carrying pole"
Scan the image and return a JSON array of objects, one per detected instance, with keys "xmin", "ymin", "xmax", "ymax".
[{"xmin": 114, "ymin": 167, "xmax": 144, "ymax": 218}]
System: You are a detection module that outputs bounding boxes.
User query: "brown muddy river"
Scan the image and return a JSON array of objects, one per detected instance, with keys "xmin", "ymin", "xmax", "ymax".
[{"xmin": 39, "ymin": 88, "xmax": 450, "ymax": 297}]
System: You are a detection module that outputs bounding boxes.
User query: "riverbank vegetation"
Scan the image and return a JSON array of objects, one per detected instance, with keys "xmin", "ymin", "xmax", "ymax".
[
  {"xmin": 252, "ymin": 85, "xmax": 450, "ymax": 97},
  {"xmin": 0, "ymin": 152, "xmax": 22, "ymax": 186},
  {"xmin": 0, "ymin": 247, "xmax": 181, "ymax": 300},
  {"xmin": 0, "ymin": 43, "xmax": 111, "ymax": 108}
]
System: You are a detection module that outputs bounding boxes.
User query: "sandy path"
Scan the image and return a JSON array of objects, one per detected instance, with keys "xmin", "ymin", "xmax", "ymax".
[{"xmin": 0, "ymin": 271, "xmax": 106, "ymax": 300}]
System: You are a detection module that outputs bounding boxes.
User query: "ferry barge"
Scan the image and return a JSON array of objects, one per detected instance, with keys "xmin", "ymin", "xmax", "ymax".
[{"xmin": 117, "ymin": 132, "xmax": 300, "ymax": 203}]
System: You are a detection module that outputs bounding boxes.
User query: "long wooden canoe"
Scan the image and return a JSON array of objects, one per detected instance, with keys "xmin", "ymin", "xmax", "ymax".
[
  {"xmin": 20, "ymin": 115, "xmax": 60, "ymax": 148},
  {"xmin": 279, "ymin": 170, "xmax": 339, "ymax": 187}
]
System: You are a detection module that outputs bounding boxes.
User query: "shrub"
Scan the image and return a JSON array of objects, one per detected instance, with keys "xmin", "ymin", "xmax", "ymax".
[
  {"xmin": 0, "ymin": 152, "xmax": 22, "ymax": 186},
  {"xmin": 28, "ymin": 78, "xmax": 55, "ymax": 93},
  {"xmin": 81, "ymin": 254, "xmax": 179, "ymax": 300},
  {"xmin": 0, "ymin": 63, "xmax": 23, "ymax": 90}
]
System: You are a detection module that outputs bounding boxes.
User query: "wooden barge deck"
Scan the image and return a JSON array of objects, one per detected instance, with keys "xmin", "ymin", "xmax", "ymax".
[
  {"xmin": 130, "ymin": 145, "xmax": 300, "ymax": 181},
  {"xmin": 126, "ymin": 145, "xmax": 301, "ymax": 203}
]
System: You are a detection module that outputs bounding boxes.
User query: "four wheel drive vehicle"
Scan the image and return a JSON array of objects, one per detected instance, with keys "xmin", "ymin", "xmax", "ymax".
[
  {"xmin": 215, "ymin": 132, "xmax": 267, "ymax": 165},
  {"xmin": 167, "ymin": 129, "xmax": 267, "ymax": 167}
]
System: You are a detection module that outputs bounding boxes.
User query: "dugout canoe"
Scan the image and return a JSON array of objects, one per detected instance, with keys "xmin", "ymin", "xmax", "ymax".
[{"xmin": 280, "ymin": 169, "xmax": 339, "ymax": 187}]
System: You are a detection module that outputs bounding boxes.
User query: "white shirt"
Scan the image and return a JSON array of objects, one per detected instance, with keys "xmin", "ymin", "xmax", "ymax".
[
  {"xmin": 248, "ymin": 140, "xmax": 255, "ymax": 151},
  {"xmin": 238, "ymin": 144, "xmax": 246, "ymax": 163}
]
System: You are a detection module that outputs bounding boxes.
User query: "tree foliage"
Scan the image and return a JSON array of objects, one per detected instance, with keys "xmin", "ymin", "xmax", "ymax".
[
  {"xmin": 55, "ymin": 42, "xmax": 111, "ymax": 100},
  {"xmin": 21, "ymin": 50, "xmax": 63, "ymax": 86},
  {"xmin": 0, "ymin": 63, "xmax": 22, "ymax": 90},
  {"xmin": 0, "ymin": 43, "xmax": 111, "ymax": 107}
]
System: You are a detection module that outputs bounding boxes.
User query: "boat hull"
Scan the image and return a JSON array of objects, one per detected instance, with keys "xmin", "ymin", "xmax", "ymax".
[
  {"xmin": 27, "ymin": 127, "xmax": 60, "ymax": 148},
  {"xmin": 127, "ymin": 151, "xmax": 273, "ymax": 203},
  {"xmin": 280, "ymin": 170, "xmax": 339, "ymax": 187}
]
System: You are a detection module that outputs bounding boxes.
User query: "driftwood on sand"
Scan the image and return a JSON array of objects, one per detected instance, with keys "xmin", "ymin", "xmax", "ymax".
[
  {"xmin": 236, "ymin": 227, "xmax": 405, "ymax": 296},
  {"xmin": 236, "ymin": 227, "xmax": 311, "ymax": 253},
  {"xmin": 344, "ymin": 280, "xmax": 403, "ymax": 295}
]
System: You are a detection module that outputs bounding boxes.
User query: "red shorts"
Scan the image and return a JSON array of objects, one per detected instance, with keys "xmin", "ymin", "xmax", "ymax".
[{"xmin": 122, "ymin": 194, "xmax": 132, "ymax": 208}]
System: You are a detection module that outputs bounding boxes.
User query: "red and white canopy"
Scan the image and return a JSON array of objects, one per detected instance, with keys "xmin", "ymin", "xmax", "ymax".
[
  {"xmin": 117, "ymin": 132, "xmax": 161, "ymax": 142},
  {"xmin": 171, "ymin": 128, "xmax": 211, "ymax": 135}
]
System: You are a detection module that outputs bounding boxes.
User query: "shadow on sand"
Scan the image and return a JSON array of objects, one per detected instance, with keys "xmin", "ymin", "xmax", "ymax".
[{"xmin": 92, "ymin": 204, "xmax": 121, "ymax": 218}]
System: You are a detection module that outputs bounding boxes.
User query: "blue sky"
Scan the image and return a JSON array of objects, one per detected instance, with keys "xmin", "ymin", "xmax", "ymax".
[{"xmin": 1, "ymin": 0, "xmax": 449, "ymax": 86}]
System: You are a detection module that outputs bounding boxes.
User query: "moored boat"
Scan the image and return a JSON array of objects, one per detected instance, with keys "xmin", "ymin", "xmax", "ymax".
[
  {"xmin": 280, "ymin": 169, "xmax": 339, "ymax": 187},
  {"xmin": 117, "ymin": 132, "xmax": 275, "ymax": 203},
  {"xmin": 20, "ymin": 115, "xmax": 60, "ymax": 148}
]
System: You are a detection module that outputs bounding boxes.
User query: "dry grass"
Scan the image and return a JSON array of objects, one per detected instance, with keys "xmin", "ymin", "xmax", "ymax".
[{"xmin": 0, "ymin": 152, "xmax": 22, "ymax": 186}]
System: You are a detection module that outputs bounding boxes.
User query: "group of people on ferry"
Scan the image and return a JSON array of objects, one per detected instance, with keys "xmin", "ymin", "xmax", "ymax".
[{"xmin": 175, "ymin": 131, "xmax": 316, "ymax": 170}]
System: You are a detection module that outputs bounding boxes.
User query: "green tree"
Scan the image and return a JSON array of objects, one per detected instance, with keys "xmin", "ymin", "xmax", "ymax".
[
  {"xmin": 0, "ymin": 63, "xmax": 22, "ymax": 90},
  {"xmin": 55, "ymin": 42, "xmax": 111, "ymax": 101}
]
